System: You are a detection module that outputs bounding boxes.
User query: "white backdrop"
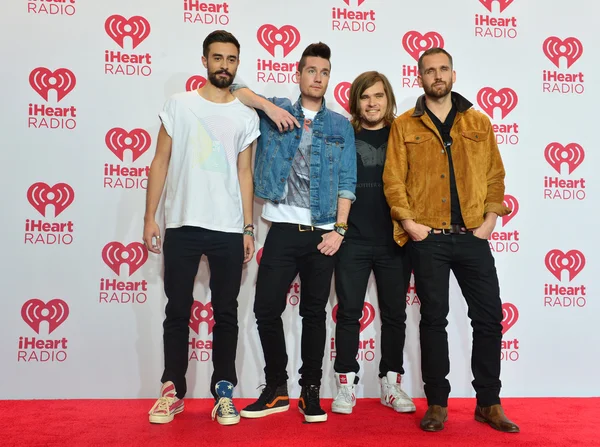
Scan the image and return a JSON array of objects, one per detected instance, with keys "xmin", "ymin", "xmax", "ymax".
[{"xmin": 1, "ymin": 0, "xmax": 598, "ymax": 400}]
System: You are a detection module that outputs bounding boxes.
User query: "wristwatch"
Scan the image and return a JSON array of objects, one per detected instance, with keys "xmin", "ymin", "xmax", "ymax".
[
  {"xmin": 334, "ymin": 226, "xmax": 346, "ymax": 237},
  {"xmin": 334, "ymin": 222, "xmax": 348, "ymax": 237}
]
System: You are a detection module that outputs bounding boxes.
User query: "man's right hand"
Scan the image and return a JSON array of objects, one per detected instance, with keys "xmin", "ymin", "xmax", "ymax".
[
  {"xmin": 401, "ymin": 219, "xmax": 431, "ymax": 241},
  {"xmin": 143, "ymin": 219, "xmax": 162, "ymax": 254},
  {"xmin": 265, "ymin": 103, "xmax": 300, "ymax": 132}
]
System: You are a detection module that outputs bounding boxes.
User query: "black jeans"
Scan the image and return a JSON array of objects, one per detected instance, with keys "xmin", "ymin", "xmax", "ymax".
[
  {"xmin": 334, "ymin": 242, "xmax": 411, "ymax": 379},
  {"xmin": 161, "ymin": 226, "xmax": 243, "ymax": 399},
  {"xmin": 254, "ymin": 223, "xmax": 336, "ymax": 387},
  {"xmin": 409, "ymin": 232, "xmax": 503, "ymax": 407}
]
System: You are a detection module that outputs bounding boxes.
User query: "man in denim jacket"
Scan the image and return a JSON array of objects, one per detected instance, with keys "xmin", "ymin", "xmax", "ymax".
[{"xmin": 231, "ymin": 42, "xmax": 356, "ymax": 423}]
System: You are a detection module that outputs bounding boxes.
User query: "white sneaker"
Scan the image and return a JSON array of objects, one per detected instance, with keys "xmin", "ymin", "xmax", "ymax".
[
  {"xmin": 148, "ymin": 381, "xmax": 185, "ymax": 424},
  {"xmin": 332, "ymin": 372, "xmax": 356, "ymax": 414},
  {"xmin": 380, "ymin": 371, "xmax": 416, "ymax": 413}
]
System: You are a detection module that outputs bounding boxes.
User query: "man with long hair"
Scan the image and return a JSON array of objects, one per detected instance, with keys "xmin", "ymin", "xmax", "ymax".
[
  {"xmin": 331, "ymin": 71, "xmax": 415, "ymax": 415},
  {"xmin": 230, "ymin": 42, "xmax": 357, "ymax": 423},
  {"xmin": 383, "ymin": 48, "xmax": 519, "ymax": 433},
  {"xmin": 143, "ymin": 30, "xmax": 260, "ymax": 426}
]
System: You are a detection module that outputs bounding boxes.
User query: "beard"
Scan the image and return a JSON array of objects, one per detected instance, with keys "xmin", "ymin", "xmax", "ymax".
[
  {"xmin": 360, "ymin": 110, "xmax": 385, "ymax": 127},
  {"xmin": 423, "ymin": 79, "xmax": 453, "ymax": 98},
  {"xmin": 208, "ymin": 70, "xmax": 234, "ymax": 88}
]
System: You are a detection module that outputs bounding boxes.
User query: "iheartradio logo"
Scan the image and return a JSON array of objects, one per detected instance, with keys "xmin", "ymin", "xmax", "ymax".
[
  {"xmin": 102, "ymin": 242, "xmax": 148, "ymax": 276},
  {"xmin": 543, "ymin": 37, "xmax": 583, "ymax": 69},
  {"xmin": 479, "ymin": 0, "xmax": 513, "ymax": 13},
  {"xmin": 501, "ymin": 302, "xmax": 518, "ymax": 335},
  {"xmin": 332, "ymin": 302, "xmax": 375, "ymax": 333},
  {"xmin": 21, "ymin": 299, "xmax": 69, "ymax": 334},
  {"xmin": 105, "ymin": 128, "xmax": 151, "ymax": 162},
  {"xmin": 257, "ymin": 24, "xmax": 301, "ymax": 57},
  {"xmin": 501, "ymin": 195, "xmax": 519, "ymax": 227},
  {"xmin": 27, "ymin": 182, "xmax": 74, "ymax": 217},
  {"xmin": 343, "ymin": 0, "xmax": 366, "ymax": 5},
  {"xmin": 29, "ymin": 68, "xmax": 76, "ymax": 102},
  {"xmin": 545, "ymin": 249, "xmax": 585, "ymax": 282},
  {"xmin": 544, "ymin": 142, "xmax": 584, "ymax": 175},
  {"xmin": 189, "ymin": 301, "xmax": 214, "ymax": 335},
  {"xmin": 477, "ymin": 87, "xmax": 518, "ymax": 119},
  {"xmin": 186, "ymin": 75, "xmax": 207, "ymax": 92},
  {"xmin": 334, "ymin": 82, "xmax": 351, "ymax": 113},
  {"xmin": 402, "ymin": 31, "xmax": 444, "ymax": 62},
  {"xmin": 105, "ymin": 15, "xmax": 150, "ymax": 50}
]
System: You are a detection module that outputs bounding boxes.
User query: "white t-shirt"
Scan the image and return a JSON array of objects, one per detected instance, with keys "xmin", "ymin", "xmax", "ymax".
[
  {"xmin": 262, "ymin": 108, "xmax": 334, "ymax": 230},
  {"xmin": 159, "ymin": 90, "xmax": 260, "ymax": 233}
]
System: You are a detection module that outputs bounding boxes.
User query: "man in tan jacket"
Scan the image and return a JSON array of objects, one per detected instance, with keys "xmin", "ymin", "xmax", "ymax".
[{"xmin": 383, "ymin": 48, "xmax": 519, "ymax": 433}]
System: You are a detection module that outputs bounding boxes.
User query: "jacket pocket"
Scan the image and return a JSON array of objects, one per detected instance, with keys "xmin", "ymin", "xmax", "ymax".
[
  {"xmin": 460, "ymin": 131, "xmax": 486, "ymax": 143},
  {"xmin": 405, "ymin": 133, "xmax": 434, "ymax": 144}
]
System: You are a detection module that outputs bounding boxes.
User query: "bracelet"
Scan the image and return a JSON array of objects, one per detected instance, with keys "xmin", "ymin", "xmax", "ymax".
[
  {"xmin": 334, "ymin": 222, "xmax": 348, "ymax": 231},
  {"xmin": 244, "ymin": 223, "xmax": 255, "ymax": 230},
  {"xmin": 243, "ymin": 230, "xmax": 255, "ymax": 238}
]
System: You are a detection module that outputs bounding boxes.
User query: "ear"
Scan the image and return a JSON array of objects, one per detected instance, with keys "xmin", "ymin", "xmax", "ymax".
[
  {"xmin": 452, "ymin": 70, "xmax": 456, "ymax": 84},
  {"xmin": 417, "ymin": 74, "xmax": 424, "ymax": 88},
  {"xmin": 202, "ymin": 55, "xmax": 208, "ymax": 69}
]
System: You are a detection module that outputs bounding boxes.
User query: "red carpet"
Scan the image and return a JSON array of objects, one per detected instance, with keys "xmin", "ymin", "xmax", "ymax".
[{"xmin": 1, "ymin": 398, "xmax": 598, "ymax": 447}]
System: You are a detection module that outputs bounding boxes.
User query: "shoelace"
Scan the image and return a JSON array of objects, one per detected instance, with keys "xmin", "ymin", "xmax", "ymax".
[
  {"xmin": 150, "ymin": 395, "xmax": 175, "ymax": 415},
  {"xmin": 305, "ymin": 386, "xmax": 321, "ymax": 405},
  {"xmin": 338, "ymin": 385, "xmax": 354, "ymax": 404},
  {"xmin": 211, "ymin": 397, "xmax": 236, "ymax": 420}
]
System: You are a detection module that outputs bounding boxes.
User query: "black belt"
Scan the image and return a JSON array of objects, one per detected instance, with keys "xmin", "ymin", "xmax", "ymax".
[
  {"xmin": 273, "ymin": 223, "xmax": 328, "ymax": 232},
  {"xmin": 429, "ymin": 224, "xmax": 471, "ymax": 235}
]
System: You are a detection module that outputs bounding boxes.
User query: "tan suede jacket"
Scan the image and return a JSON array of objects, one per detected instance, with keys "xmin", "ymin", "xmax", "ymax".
[{"xmin": 383, "ymin": 92, "xmax": 511, "ymax": 247}]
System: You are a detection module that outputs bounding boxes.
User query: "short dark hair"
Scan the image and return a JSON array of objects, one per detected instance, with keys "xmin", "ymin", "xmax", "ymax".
[
  {"xmin": 298, "ymin": 42, "xmax": 331, "ymax": 72},
  {"xmin": 418, "ymin": 48, "xmax": 453, "ymax": 74},
  {"xmin": 203, "ymin": 30, "xmax": 240, "ymax": 58}
]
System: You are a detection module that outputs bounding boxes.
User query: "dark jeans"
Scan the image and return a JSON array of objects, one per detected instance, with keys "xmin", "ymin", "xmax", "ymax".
[
  {"xmin": 334, "ymin": 242, "xmax": 411, "ymax": 379},
  {"xmin": 409, "ymin": 232, "xmax": 503, "ymax": 407},
  {"xmin": 254, "ymin": 223, "xmax": 336, "ymax": 387},
  {"xmin": 161, "ymin": 226, "xmax": 243, "ymax": 399}
]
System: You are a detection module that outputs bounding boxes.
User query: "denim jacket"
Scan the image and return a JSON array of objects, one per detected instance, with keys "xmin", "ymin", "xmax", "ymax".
[{"xmin": 252, "ymin": 96, "xmax": 357, "ymax": 226}]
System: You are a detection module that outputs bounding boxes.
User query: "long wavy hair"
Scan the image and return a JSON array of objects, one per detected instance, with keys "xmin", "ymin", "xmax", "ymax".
[{"xmin": 349, "ymin": 71, "xmax": 397, "ymax": 133}]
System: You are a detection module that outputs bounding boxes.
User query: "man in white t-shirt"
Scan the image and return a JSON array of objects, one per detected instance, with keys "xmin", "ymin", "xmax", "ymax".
[{"xmin": 142, "ymin": 30, "xmax": 260, "ymax": 426}]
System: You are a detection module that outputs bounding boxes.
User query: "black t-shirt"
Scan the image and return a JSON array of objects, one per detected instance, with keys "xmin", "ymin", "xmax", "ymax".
[
  {"xmin": 425, "ymin": 103, "xmax": 465, "ymax": 226},
  {"xmin": 345, "ymin": 127, "xmax": 394, "ymax": 246}
]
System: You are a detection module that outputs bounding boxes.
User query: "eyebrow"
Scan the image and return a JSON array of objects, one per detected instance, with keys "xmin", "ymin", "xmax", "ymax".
[
  {"xmin": 305, "ymin": 65, "xmax": 329, "ymax": 71},
  {"xmin": 212, "ymin": 53, "xmax": 237, "ymax": 59}
]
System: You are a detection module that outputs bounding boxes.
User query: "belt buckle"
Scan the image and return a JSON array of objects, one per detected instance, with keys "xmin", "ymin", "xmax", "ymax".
[{"xmin": 298, "ymin": 224, "xmax": 314, "ymax": 232}]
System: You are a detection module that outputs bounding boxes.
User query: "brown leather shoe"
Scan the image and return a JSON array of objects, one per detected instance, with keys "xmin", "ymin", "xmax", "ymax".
[
  {"xmin": 420, "ymin": 405, "xmax": 448, "ymax": 432},
  {"xmin": 475, "ymin": 404, "xmax": 520, "ymax": 433}
]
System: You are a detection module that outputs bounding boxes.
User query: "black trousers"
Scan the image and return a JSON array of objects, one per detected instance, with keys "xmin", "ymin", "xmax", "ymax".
[
  {"xmin": 161, "ymin": 226, "xmax": 243, "ymax": 399},
  {"xmin": 334, "ymin": 242, "xmax": 411, "ymax": 379},
  {"xmin": 409, "ymin": 232, "xmax": 503, "ymax": 407},
  {"xmin": 254, "ymin": 223, "xmax": 336, "ymax": 387}
]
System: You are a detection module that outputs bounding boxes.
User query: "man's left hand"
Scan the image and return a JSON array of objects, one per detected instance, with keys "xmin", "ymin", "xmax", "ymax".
[
  {"xmin": 243, "ymin": 235, "xmax": 255, "ymax": 263},
  {"xmin": 317, "ymin": 231, "xmax": 343, "ymax": 256},
  {"xmin": 473, "ymin": 219, "xmax": 496, "ymax": 240}
]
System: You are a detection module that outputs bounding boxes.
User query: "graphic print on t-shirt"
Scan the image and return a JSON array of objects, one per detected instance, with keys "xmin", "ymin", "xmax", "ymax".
[
  {"xmin": 188, "ymin": 113, "xmax": 232, "ymax": 174},
  {"xmin": 280, "ymin": 118, "xmax": 313, "ymax": 208},
  {"xmin": 356, "ymin": 139, "xmax": 386, "ymax": 168}
]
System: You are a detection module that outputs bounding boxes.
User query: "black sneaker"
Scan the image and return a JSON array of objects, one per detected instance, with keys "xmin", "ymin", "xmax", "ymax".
[
  {"xmin": 240, "ymin": 383, "xmax": 289, "ymax": 418},
  {"xmin": 298, "ymin": 384, "xmax": 327, "ymax": 423}
]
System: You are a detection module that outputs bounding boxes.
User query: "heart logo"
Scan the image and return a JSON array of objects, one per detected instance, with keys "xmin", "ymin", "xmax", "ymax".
[
  {"xmin": 334, "ymin": 82, "xmax": 351, "ymax": 113},
  {"xmin": 502, "ymin": 194, "xmax": 519, "ymax": 227},
  {"xmin": 479, "ymin": 0, "xmax": 514, "ymax": 13},
  {"xmin": 545, "ymin": 249, "xmax": 586, "ymax": 282},
  {"xmin": 501, "ymin": 302, "xmax": 518, "ymax": 335},
  {"xmin": 257, "ymin": 24, "xmax": 301, "ymax": 57},
  {"xmin": 27, "ymin": 182, "xmax": 75, "ymax": 218},
  {"xmin": 332, "ymin": 302, "xmax": 376, "ymax": 333},
  {"xmin": 544, "ymin": 142, "xmax": 585, "ymax": 175},
  {"xmin": 105, "ymin": 128, "xmax": 151, "ymax": 162},
  {"xmin": 189, "ymin": 301, "xmax": 214, "ymax": 335},
  {"xmin": 105, "ymin": 15, "xmax": 151, "ymax": 49},
  {"xmin": 21, "ymin": 299, "xmax": 69, "ymax": 334},
  {"xmin": 476, "ymin": 87, "xmax": 518, "ymax": 120},
  {"xmin": 29, "ymin": 67, "xmax": 76, "ymax": 102},
  {"xmin": 402, "ymin": 31, "xmax": 444, "ymax": 62},
  {"xmin": 102, "ymin": 242, "xmax": 148, "ymax": 276},
  {"xmin": 543, "ymin": 36, "xmax": 583, "ymax": 69},
  {"xmin": 186, "ymin": 75, "xmax": 207, "ymax": 91}
]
